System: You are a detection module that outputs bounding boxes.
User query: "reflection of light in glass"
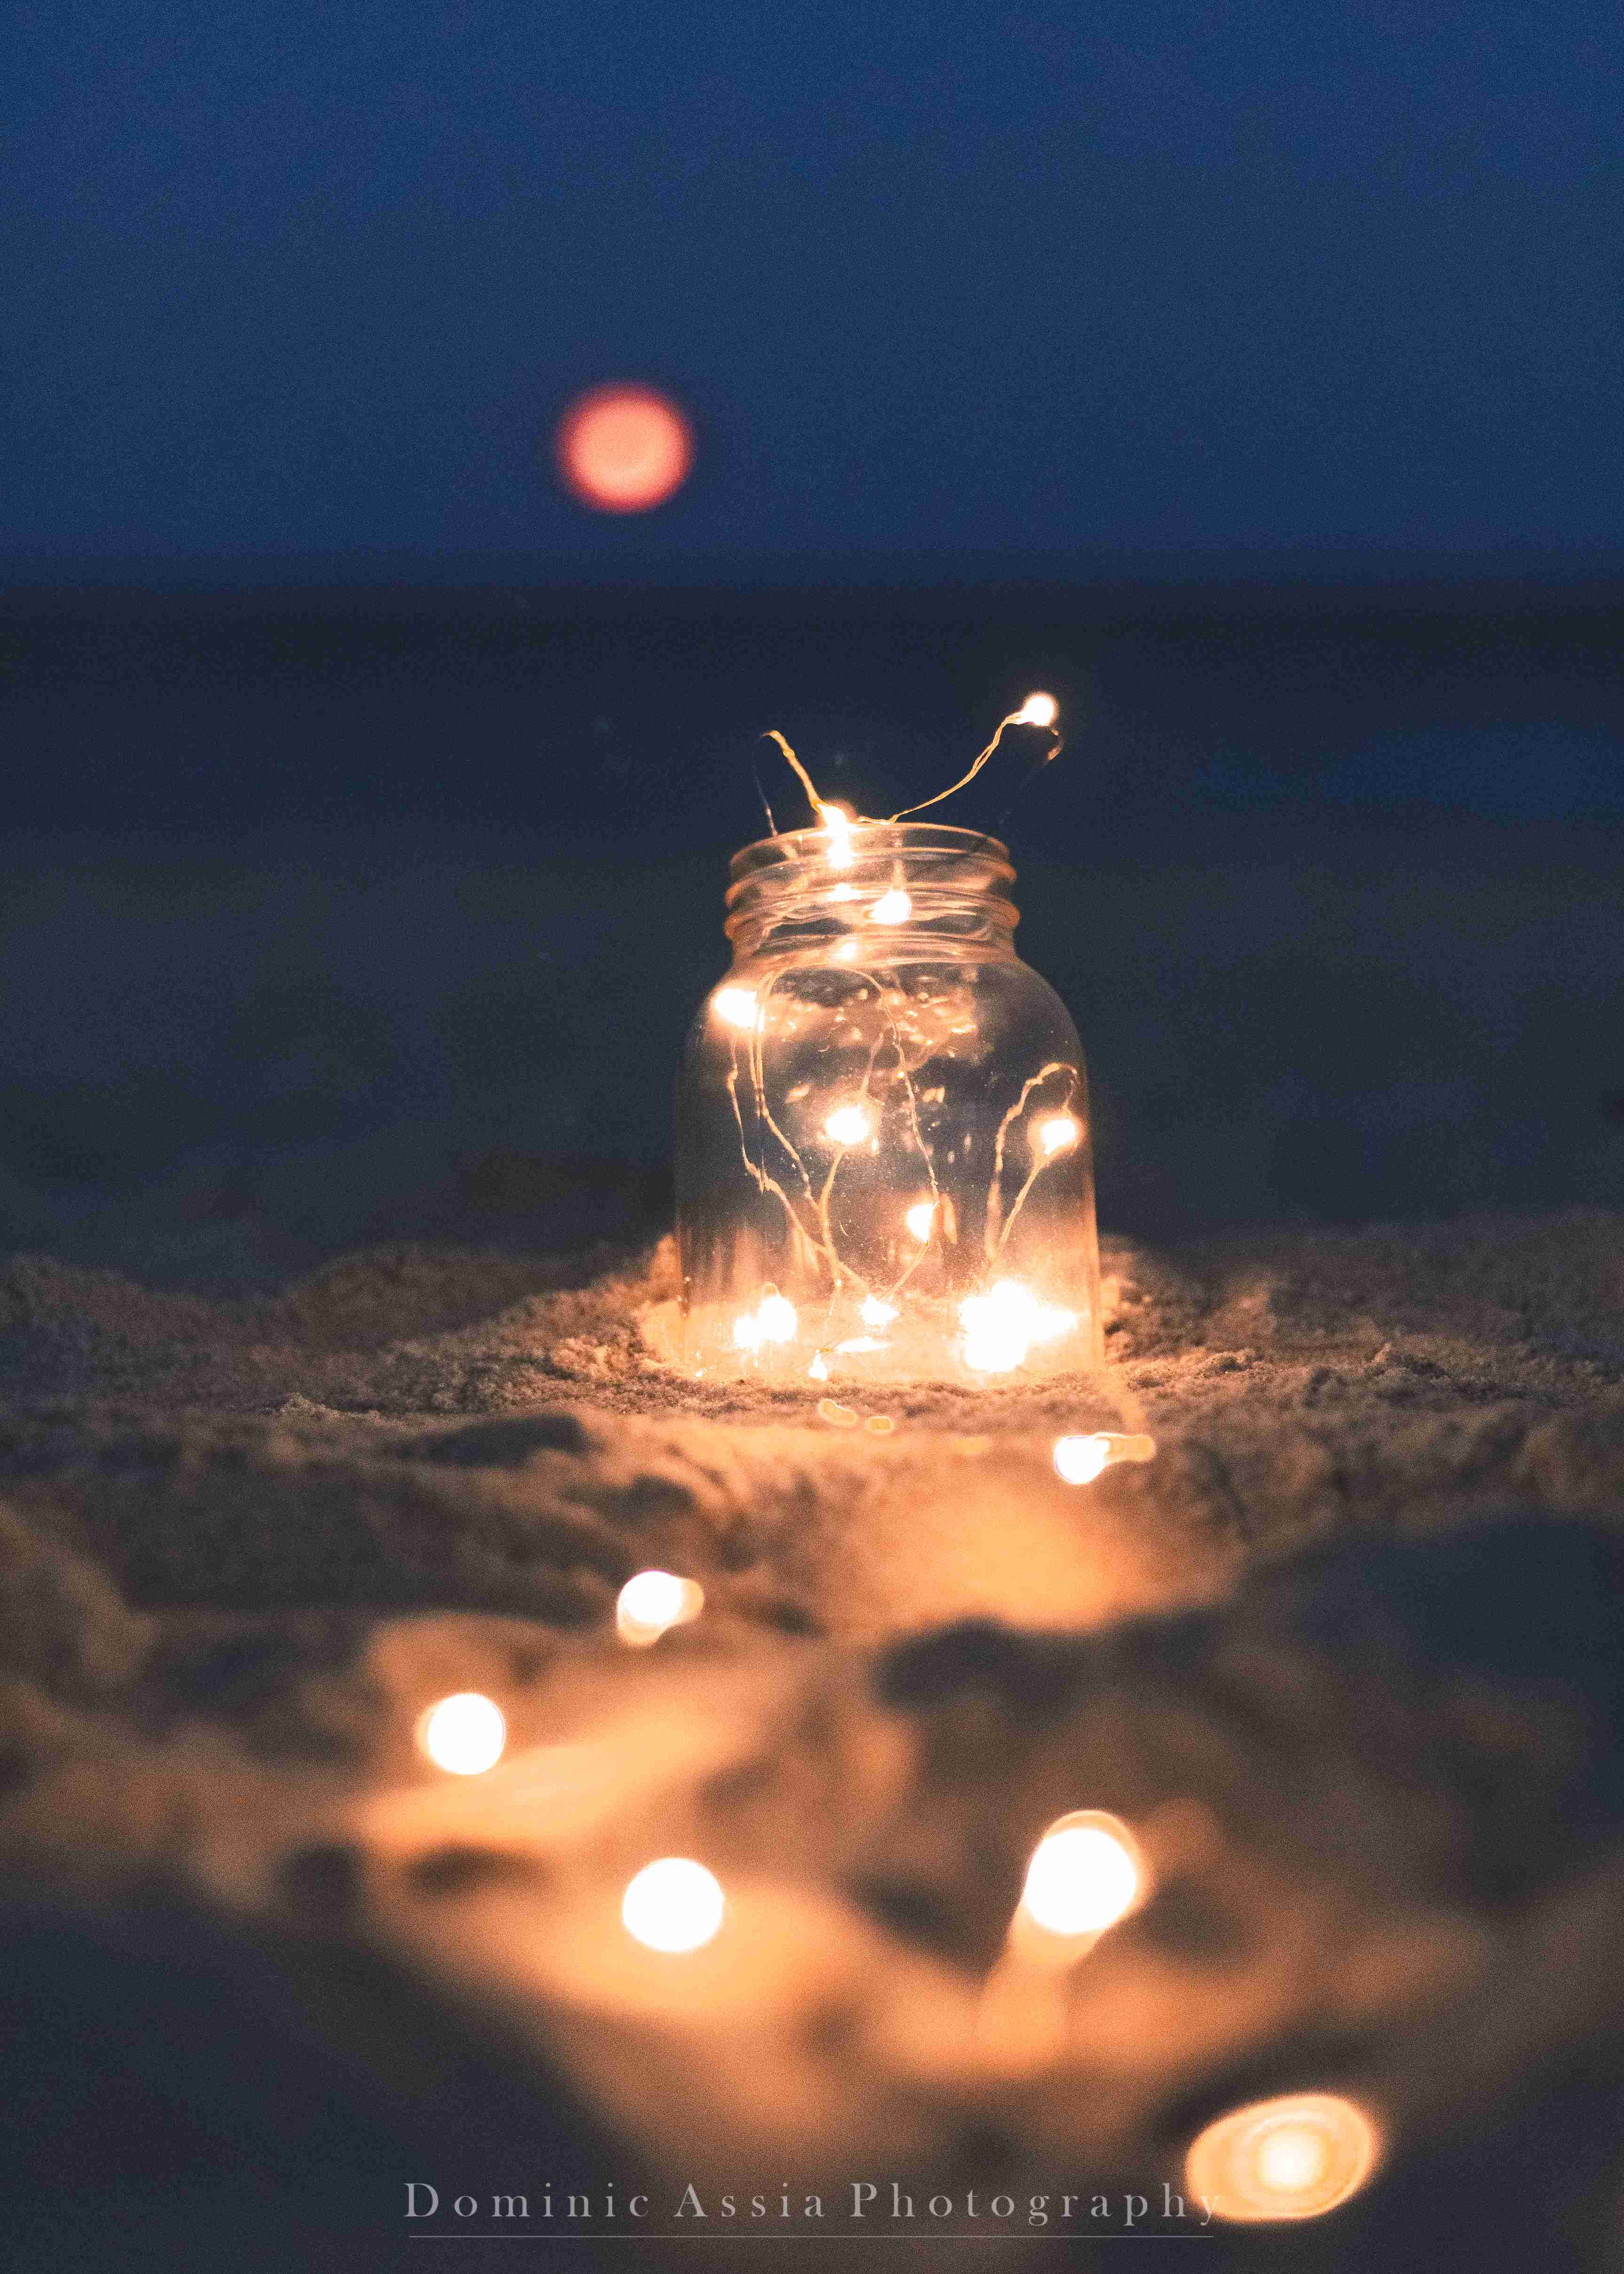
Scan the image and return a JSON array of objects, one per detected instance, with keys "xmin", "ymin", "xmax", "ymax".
[
  {"xmin": 555, "ymin": 383, "xmax": 693, "ymax": 513},
  {"xmin": 711, "ymin": 986, "xmax": 759, "ymax": 1030},
  {"xmin": 622, "ymin": 1858, "xmax": 725, "ymax": 1952},
  {"xmin": 905, "ymin": 1200, "xmax": 936, "ymax": 1242},
  {"xmin": 616, "ymin": 1569, "xmax": 705, "ymax": 1647},
  {"xmin": 1186, "ymin": 2094, "xmax": 1382, "ymax": 2223},
  {"xmin": 1037, "ymin": 1113, "xmax": 1079, "ymax": 1156},
  {"xmin": 828, "ymin": 881, "xmax": 859, "ymax": 902},
  {"xmin": 417, "ymin": 1693, "xmax": 507, "ymax": 1776},
  {"xmin": 1054, "ymin": 1433, "xmax": 1112, "ymax": 1485},
  {"xmin": 825, "ymin": 1104, "xmax": 874, "ymax": 1145},
  {"xmin": 1020, "ymin": 1811, "xmax": 1143, "ymax": 1936},
  {"xmin": 732, "ymin": 1313, "xmax": 762, "ymax": 1351},
  {"xmin": 960, "ymin": 1281, "xmax": 1077, "ymax": 1372},
  {"xmin": 869, "ymin": 886, "xmax": 912, "ymax": 925},
  {"xmin": 860, "ymin": 1294, "xmax": 899, "ymax": 1326},
  {"xmin": 808, "ymin": 1351, "xmax": 829, "ymax": 1380},
  {"xmin": 835, "ymin": 1335, "xmax": 886, "ymax": 1354},
  {"xmin": 1015, "ymin": 691, "xmax": 1059, "ymax": 728}
]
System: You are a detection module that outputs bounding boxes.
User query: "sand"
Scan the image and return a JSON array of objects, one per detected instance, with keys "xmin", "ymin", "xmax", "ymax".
[{"xmin": 2, "ymin": 1204, "xmax": 1624, "ymax": 2269}]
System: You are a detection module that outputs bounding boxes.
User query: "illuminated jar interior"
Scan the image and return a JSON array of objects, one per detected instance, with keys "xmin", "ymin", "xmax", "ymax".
[{"xmin": 675, "ymin": 822, "xmax": 1103, "ymax": 1383}]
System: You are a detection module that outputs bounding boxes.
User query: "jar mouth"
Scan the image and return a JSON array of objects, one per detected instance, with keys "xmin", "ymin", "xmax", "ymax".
[
  {"xmin": 724, "ymin": 820, "xmax": 1018, "ymax": 955},
  {"xmin": 728, "ymin": 820, "xmax": 1013, "ymax": 888}
]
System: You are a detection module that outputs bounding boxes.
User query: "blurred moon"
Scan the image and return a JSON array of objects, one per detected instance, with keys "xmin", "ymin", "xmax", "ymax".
[{"xmin": 554, "ymin": 383, "xmax": 694, "ymax": 512}]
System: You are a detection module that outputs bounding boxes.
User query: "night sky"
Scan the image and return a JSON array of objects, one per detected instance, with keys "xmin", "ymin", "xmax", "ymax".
[{"xmin": 8, "ymin": 0, "xmax": 1622, "ymax": 574}]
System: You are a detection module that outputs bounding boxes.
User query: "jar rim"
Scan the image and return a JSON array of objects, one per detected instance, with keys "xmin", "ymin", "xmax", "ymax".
[{"xmin": 728, "ymin": 819, "xmax": 1013, "ymax": 884}]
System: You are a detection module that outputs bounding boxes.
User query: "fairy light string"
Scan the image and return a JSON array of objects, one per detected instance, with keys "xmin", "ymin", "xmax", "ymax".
[{"xmin": 718, "ymin": 699, "xmax": 1106, "ymax": 1382}]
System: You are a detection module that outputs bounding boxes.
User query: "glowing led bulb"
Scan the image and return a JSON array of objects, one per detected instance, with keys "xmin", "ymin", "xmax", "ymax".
[
  {"xmin": 711, "ymin": 986, "xmax": 760, "ymax": 1030},
  {"xmin": 820, "ymin": 802, "xmax": 856, "ymax": 869},
  {"xmin": 828, "ymin": 880, "xmax": 859, "ymax": 902},
  {"xmin": 905, "ymin": 1200, "xmax": 936, "ymax": 1242},
  {"xmin": 622, "ymin": 1858, "xmax": 725, "ymax": 1953},
  {"xmin": 824, "ymin": 1104, "xmax": 874, "ymax": 1146},
  {"xmin": 757, "ymin": 1291, "xmax": 797, "ymax": 1342},
  {"xmin": 860, "ymin": 1294, "xmax": 899, "ymax": 1327},
  {"xmin": 808, "ymin": 1351, "xmax": 829, "ymax": 1381},
  {"xmin": 617, "ymin": 1568, "xmax": 705, "ymax": 1647},
  {"xmin": 734, "ymin": 1289, "xmax": 796, "ymax": 1351},
  {"xmin": 1054, "ymin": 1431, "xmax": 1157, "ymax": 1482},
  {"xmin": 1036, "ymin": 1113, "xmax": 1079, "ymax": 1156},
  {"xmin": 1259, "ymin": 2127, "xmax": 1328, "ymax": 2193},
  {"xmin": 1053, "ymin": 1433, "xmax": 1112, "ymax": 1485},
  {"xmin": 959, "ymin": 1280, "xmax": 1077, "ymax": 1373},
  {"xmin": 1020, "ymin": 1811, "xmax": 1143, "ymax": 1936},
  {"xmin": 869, "ymin": 886, "xmax": 912, "ymax": 925},
  {"xmin": 1015, "ymin": 691, "xmax": 1059, "ymax": 729},
  {"xmin": 1185, "ymin": 2094, "xmax": 1382, "ymax": 2223},
  {"xmin": 417, "ymin": 1692, "xmax": 507, "ymax": 1776}
]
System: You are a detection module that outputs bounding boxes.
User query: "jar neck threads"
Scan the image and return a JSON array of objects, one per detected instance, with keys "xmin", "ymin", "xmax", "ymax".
[{"xmin": 724, "ymin": 822, "xmax": 1018, "ymax": 962}]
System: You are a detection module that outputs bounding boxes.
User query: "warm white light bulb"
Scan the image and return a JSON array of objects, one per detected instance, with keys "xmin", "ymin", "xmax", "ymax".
[
  {"xmin": 732, "ymin": 1313, "xmax": 763, "ymax": 1351},
  {"xmin": 820, "ymin": 802, "xmax": 856, "ymax": 869},
  {"xmin": 1185, "ymin": 2094, "xmax": 1382, "ymax": 2223},
  {"xmin": 1015, "ymin": 691, "xmax": 1059, "ymax": 728},
  {"xmin": 1020, "ymin": 1814, "xmax": 1141, "ymax": 1936},
  {"xmin": 1037, "ymin": 1113, "xmax": 1079, "ymax": 1156},
  {"xmin": 617, "ymin": 1568, "xmax": 704, "ymax": 1647},
  {"xmin": 1054, "ymin": 1433, "xmax": 1112, "ymax": 1485},
  {"xmin": 824, "ymin": 1104, "xmax": 874, "ymax": 1145},
  {"xmin": 1257, "ymin": 2126, "xmax": 1329, "ymax": 2194},
  {"xmin": 807, "ymin": 1351, "xmax": 829, "ymax": 1380},
  {"xmin": 869, "ymin": 886, "xmax": 912, "ymax": 925},
  {"xmin": 711, "ymin": 986, "xmax": 760, "ymax": 1030},
  {"xmin": 860, "ymin": 1294, "xmax": 899, "ymax": 1327},
  {"xmin": 959, "ymin": 1280, "xmax": 1075, "ymax": 1373},
  {"xmin": 905, "ymin": 1200, "xmax": 936, "ymax": 1242},
  {"xmin": 417, "ymin": 1692, "xmax": 507, "ymax": 1776},
  {"xmin": 622, "ymin": 1858, "xmax": 725, "ymax": 1952},
  {"xmin": 756, "ymin": 1291, "xmax": 797, "ymax": 1342},
  {"xmin": 960, "ymin": 1281, "xmax": 1035, "ymax": 1372}
]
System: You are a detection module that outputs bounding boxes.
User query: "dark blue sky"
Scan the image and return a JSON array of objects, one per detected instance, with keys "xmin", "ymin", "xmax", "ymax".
[{"xmin": 7, "ymin": 0, "xmax": 1622, "ymax": 571}]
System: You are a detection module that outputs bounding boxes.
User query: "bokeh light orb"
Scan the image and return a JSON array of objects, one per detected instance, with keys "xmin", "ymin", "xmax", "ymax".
[
  {"xmin": 417, "ymin": 1691, "xmax": 507, "ymax": 1776},
  {"xmin": 616, "ymin": 1568, "xmax": 705, "ymax": 1647},
  {"xmin": 1020, "ymin": 1810, "xmax": 1144, "ymax": 1935},
  {"xmin": 621, "ymin": 1857, "xmax": 726, "ymax": 1952},
  {"xmin": 554, "ymin": 383, "xmax": 694, "ymax": 512},
  {"xmin": 1185, "ymin": 2092, "xmax": 1382, "ymax": 2221},
  {"xmin": 1053, "ymin": 1432, "xmax": 1113, "ymax": 1486}
]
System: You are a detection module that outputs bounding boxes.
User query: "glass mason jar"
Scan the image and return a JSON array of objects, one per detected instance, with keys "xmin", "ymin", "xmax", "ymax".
[{"xmin": 674, "ymin": 821, "xmax": 1102, "ymax": 1383}]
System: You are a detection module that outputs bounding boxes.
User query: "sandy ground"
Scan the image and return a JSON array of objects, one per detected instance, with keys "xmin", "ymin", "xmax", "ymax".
[{"xmin": 3, "ymin": 1205, "xmax": 1624, "ymax": 2270}]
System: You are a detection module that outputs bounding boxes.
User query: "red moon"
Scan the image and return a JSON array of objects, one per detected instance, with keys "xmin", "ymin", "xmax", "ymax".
[{"xmin": 554, "ymin": 383, "xmax": 695, "ymax": 513}]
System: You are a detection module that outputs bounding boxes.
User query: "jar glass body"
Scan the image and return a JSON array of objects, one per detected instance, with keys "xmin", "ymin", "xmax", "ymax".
[{"xmin": 674, "ymin": 823, "xmax": 1102, "ymax": 1383}]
